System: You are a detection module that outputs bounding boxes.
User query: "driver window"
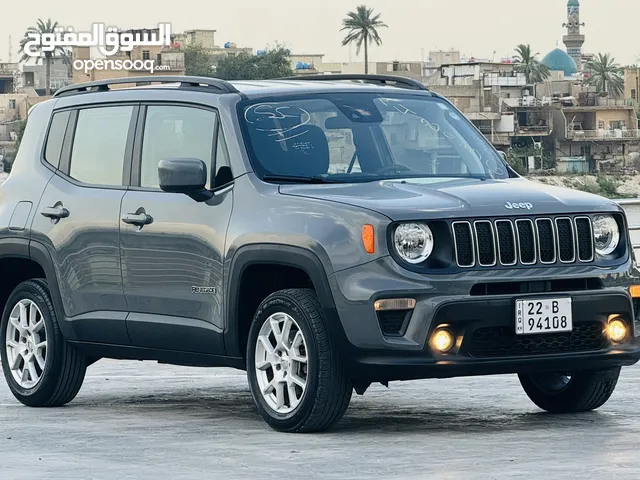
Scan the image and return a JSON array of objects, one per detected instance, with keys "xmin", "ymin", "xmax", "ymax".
[{"xmin": 140, "ymin": 105, "xmax": 217, "ymax": 189}]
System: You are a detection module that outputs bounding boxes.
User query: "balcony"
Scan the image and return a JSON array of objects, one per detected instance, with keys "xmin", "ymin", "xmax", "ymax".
[
  {"xmin": 514, "ymin": 125, "xmax": 552, "ymax": 136},
  {"xmin": 567, "ymin": 129, "xmax": 640, "ymax": 140},
  {"xmin": 503, "ymin": 97, "xmax": 553, "ymax": 108}
]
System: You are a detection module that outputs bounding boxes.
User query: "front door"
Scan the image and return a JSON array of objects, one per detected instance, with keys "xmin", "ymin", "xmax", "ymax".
[
  {"xmin": 120, "ymin": 103, "xmax": 233, "ymax": 355},
  {"xmin": 31, "ymin": 104, "xmax": 137, "ymax": 344}
]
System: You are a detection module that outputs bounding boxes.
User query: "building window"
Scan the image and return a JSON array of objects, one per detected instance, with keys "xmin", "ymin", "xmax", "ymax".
[
  {"xmin": 8, "ymin": 100, "xmax": 16, "ymax": 110},
  {"xmin": 632, "ymin": 89, "xmax": 637, "ymax": 100},
  {"xmin": 142, "ymin": 50, "xmax": 150, "ymax": 61},
  {"xmin": 598, "ymin": 120, "xmax": 605, "ymax": 130}
]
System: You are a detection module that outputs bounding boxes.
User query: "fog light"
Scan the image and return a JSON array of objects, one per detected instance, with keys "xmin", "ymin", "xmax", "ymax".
[
  {"xmin": 431, "ymin": 328, "xmax": 455, "ymax": 353},
  {"xmin": 607, "ymin": 318, "xmax": 627, "ymax": 343}
]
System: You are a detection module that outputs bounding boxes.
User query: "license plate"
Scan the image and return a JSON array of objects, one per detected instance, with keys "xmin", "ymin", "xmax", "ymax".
[{"xmin": 515, "ymin": 297, "xmax": 572, "ymax": 335}]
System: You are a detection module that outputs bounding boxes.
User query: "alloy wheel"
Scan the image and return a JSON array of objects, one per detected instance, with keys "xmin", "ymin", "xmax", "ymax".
[
  {"xmin": 254, "ymin": 312, "xmax": 308, "ymax": 414},
  {"xmin": 5, "ymin": 299, "xmax": 48, "ymax": 389}
]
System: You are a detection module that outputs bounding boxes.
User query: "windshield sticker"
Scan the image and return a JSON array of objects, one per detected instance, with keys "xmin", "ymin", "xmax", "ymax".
[
  {"xmin": 245, "ymin": 103, "xmax": 311, "ymax": 142},
  {"xmin": 485, "ymin": 156, "xmax": 506, "ymax": 176},
  {"xmin": 379, "ymin": 98, "xmax": 440, "ymax": 132}
]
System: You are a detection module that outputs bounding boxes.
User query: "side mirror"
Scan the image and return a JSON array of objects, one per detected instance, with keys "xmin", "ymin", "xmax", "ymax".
[{"xmin": 158, "ymin": 158, "xmax": 213, "ymax": 202}]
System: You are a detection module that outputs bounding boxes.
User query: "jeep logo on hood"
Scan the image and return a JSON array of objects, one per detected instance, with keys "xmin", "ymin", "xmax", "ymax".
[{"xmin": 505, "ymin": 202, "xmax": 533, "ymax": 210}]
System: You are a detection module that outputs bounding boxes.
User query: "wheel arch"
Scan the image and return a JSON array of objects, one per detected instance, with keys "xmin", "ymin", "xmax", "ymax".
[
  {"xmin": 0, "ymin": 238, "xmax": 72, "ymax": 337},
  {"xmin": 27, "ymin": 240, "xmax": 74, "ymax": 339},
  {"xmin": 224, "ymin": 244, "xmax": 349, "ymax": 360}
]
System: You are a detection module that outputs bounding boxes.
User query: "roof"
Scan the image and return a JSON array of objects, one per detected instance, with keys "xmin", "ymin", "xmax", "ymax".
[
  {"xmin": 567, "ymin": 0, "xmax": 579, "ymax": 6},
  {"xmin": 229, "ymin": 79, "xmax": 430, "ymax": 97},
  {"xmin": 542, "ymin": 48, "xmax": 578, "ymax": 76}
]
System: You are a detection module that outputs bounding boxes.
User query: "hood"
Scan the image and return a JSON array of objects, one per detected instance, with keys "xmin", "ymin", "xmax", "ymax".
[{"xmin": 279, "ymin": 177, "xmax": 620, "ymax": 221}]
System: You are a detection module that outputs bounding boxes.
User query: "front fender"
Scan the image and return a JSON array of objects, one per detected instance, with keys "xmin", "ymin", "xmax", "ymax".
[{"xmin": 223, "ymin": 243, "xmax": 350, "ymax": 358}]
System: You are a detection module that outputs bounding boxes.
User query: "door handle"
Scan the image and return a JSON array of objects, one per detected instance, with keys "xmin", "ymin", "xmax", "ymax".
[
  {"xmin": 41, "ymin": 205, "xmax": 69, "ymax": 219},
  {"xmin": 122, "ymin": 212, "xmax": 153, "ymax": 226}
]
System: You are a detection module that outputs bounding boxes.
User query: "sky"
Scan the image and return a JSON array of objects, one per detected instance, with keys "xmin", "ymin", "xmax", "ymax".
[{"xmin": 2, "ymin": 0, "xmax": 639, "ymax": 66}]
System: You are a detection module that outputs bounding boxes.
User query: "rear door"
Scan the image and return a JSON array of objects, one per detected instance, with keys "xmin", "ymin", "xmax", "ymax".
[
  {"xmin": 120, "ymin": 103, "xmax": 233, "ymax": 354},
  {"xmin": 31, "ymin": 104, "xmax": 137, "ymax": 344}
]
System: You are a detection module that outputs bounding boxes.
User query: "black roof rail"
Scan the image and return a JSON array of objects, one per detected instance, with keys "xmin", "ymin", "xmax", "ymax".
[
  {"xmin": 279, "ymin": 74, "xmax": 429, "ymax": 91},
  {"xmin": 52, "ymin": 75, "xmax": 240, "ymax": 97}
]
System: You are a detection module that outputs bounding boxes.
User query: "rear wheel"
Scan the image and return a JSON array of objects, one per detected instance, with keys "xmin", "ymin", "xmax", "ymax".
[
  {"xmin": 1, "ymin": 279, "xmax": 87, "ymax": 407},
  {"xmin": 518, "ymin": 367, "xmax": 621, "ymax": 413},
  {"xmin": 246, "ymin": 288, "xmax": 352, "ymax": 433}
]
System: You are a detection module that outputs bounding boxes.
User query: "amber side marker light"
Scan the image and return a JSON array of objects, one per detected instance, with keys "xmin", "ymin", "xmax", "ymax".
[
  {"xmin": 362, "ymin": 224, "xmax": 375, "ymax": 254},
  {"xmin": 629, "ymin": 285, "xmax": 640, "ymax": 298},
  {"xmin": 607, "ymin": 315, "xmax": 627, "ymax": 343},
  {"xmin": 374, "ymin": 298, "xmax": 416, "ymax": 311}
]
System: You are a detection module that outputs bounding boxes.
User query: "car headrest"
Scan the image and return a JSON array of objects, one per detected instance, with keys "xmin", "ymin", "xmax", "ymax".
[{"xmin": 251, "ymin": 125, "xmax": 330, "ymax": 177}]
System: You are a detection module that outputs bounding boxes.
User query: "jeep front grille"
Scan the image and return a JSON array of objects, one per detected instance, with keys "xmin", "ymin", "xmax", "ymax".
[{"xmin": 452, "ymin": 216, "xmax": 595, "ymax": 268}]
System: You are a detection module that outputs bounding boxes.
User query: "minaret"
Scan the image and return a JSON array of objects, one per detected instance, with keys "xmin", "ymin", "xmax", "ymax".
[{"xmin": 562, "ymin": 0, "xmax": 585, "ymax": 71}]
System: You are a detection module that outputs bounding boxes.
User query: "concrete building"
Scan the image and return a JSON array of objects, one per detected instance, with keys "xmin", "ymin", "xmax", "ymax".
[
  {"xmin": 340, "ymin": 61, "xmax": 424, "ymax": 80},
  {"xmin": 172, "ymin": 30, "xmax": 217, "ymax": 50},
  {"xmin": 22, "ymin": 56, "xmax": 72, "ymax": 94},
  {"xmin": 290, "ymin": 54, "xmax": 341, "ymax": 75},
  {"xmin": 0, "ymin": 94, "xmax": 28, "ymax": 142},
  {"xmin": 0, "ymin": 63, "xmax": 19, "ymax": 93},
  {"xmin": 625, "ymin": 67, "xmax": 640, "ymax": 107}
]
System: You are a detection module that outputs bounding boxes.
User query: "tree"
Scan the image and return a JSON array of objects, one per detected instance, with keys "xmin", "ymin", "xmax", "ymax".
[
  {"xmin": 213, "ymin": 46, "xmax": 293, "ymax": 80},
  {"xmin": 584, "ymin": 53, "xmax": 624, "ymax": 97},
  {"xmin": 513, "ymin": 44, "xmax": 550, "ymax": 84},
  {"xmin": 341, "ymin": 5, "xmax": 388, "ymax": 74},
  {"xmin": 182, "ymin": 44, "xmax": 215, "ymax": 77},
  {"xmin": 19, "ymin": 19, "xmax": 70, "ymax": 96}
]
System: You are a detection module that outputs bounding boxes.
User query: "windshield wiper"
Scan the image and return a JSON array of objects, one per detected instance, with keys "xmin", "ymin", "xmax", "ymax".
[
  {"xmin": 262, "ymin": 174, "xmax": 340, "ymax": 184},
  {"xmin": 383, "ymin": 173, "xmax": 489, "ymax": 181}
]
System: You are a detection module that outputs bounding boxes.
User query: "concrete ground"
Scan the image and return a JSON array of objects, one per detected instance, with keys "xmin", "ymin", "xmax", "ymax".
[{"xmin": 1, "ymin": 360, "xmax": 640, "ymax": 479}]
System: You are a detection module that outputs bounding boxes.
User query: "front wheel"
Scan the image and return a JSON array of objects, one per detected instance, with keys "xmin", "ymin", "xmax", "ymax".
[
  {"xmin": 518, "ymin": 367, "xmax": 621, "ymax": 413},
  {"xmin": 246, "ymin": 288, "xmax": 352, "ymax": 433}
]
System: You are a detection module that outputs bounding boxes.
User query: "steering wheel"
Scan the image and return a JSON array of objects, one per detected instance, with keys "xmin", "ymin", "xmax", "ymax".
[{"xmin": 374, "ymin": 164, "xmax": 413, "ymax": 175}]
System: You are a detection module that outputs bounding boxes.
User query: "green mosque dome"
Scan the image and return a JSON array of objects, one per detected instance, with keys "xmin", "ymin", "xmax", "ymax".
[
  {"xmin": 567, "ymin": 0, "xmax": 579, "ymax": 6},
  {"xmin": 542, "ymin": 48, "xmax": 578, "ymax": 76}
]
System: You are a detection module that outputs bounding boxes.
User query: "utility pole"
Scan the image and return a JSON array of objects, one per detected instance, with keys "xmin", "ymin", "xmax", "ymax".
[{"xmin": 8, "ymin": 35, "xmax": 12, "ymax": 62}]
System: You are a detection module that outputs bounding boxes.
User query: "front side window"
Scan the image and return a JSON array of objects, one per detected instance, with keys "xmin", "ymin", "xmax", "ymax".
[
  {"xmin": 140, "ymin": 105, "xmax": 217, "ymax": 189},
  {"xmin": 239, "ymin": 93, "xmax": 508, "ymax": 182},
  {"xmin": 69, "ymin": 106, "xmax": 133, "ymax": 186}
]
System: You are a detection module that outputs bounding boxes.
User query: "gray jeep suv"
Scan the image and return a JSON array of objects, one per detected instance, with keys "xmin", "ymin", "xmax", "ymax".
[{"xmin": 1, "ymin": 74, "xmax": 639, "ymax": 433}]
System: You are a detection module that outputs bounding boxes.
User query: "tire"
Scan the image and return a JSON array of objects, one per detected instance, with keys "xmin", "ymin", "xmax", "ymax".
[
  {"xmin": 246, "ymin": 288, "xmax": 352, "ymax": 433},
  {"xmin": 518, "ymin": 367, "xmax": 621, "ymax": 413},
  {"xmin": 1, "ymin": 279, "xmax": 87, "ymax": 407}
]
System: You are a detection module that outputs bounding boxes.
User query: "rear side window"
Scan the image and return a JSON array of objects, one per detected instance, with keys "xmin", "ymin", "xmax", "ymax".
[
  {"xmin": 44, "ymin": 111, "xmax": 70, "ymax": 168},
  {"xmin": 69, "ymin": 106, "xmax": 134, "ymax": 186}
]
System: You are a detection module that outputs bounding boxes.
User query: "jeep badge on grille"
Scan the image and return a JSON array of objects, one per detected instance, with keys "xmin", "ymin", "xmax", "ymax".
[{"xmin": 505, "ymin": 202, "xmax": 533, "ymax": 210}]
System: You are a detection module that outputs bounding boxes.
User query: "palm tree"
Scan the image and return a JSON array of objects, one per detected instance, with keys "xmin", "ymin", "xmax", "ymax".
[
  {"xmin": 584, "ymin": 53, "xmax": 624, "ymax": 98},
  {"xmin": 513, "ymin": 44, "xmax": 550, "ymax": 84},
  {"xmin": 341, "ymin": 5, "xmax": 387, "ymax": 74},
  {"xmin": 19, "ymin": 19, "xmax": 70, "ymax": 96}
]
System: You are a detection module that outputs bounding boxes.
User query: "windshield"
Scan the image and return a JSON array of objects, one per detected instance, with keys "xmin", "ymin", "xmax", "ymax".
[{"xmin": 238, "ymin": 92, "xmax": 509, "ymax": 182}]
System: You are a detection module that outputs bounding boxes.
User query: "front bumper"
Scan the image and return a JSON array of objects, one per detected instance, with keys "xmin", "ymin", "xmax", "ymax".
[{"xmin": 329, "ymin": 256, "xmax": 640, "ymax": 381}]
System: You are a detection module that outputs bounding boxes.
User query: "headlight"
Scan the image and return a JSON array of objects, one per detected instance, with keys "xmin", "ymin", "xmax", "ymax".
[
  {"xmin": 393, "ymin": 223, "xmax": 434, "ymax": 264},
  {"xmin": 593, "ymin": 215, "xmax": 619, "ymax": 256}
]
